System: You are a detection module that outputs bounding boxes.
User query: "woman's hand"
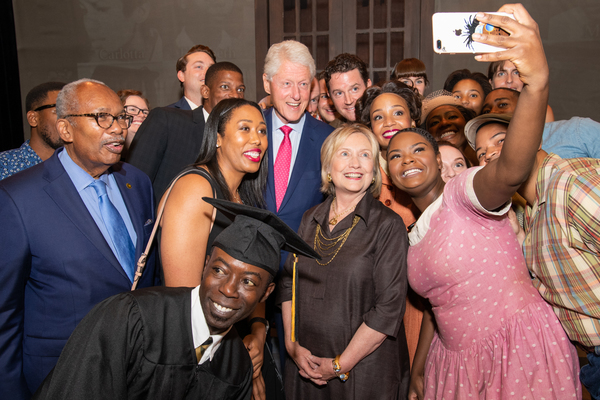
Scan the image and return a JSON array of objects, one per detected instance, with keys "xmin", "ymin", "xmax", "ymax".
[
  {"xmin": 309, "ymin": 356, "xmax": 337, "ymax": 385},
  {"xmin": 243, "ymin": 333, "xmax": 265, "ymax": 379},
  {"xmin": 507, "ymin": 208, "xmax": 525, "ymax": 247},
  {"xmin": 473, "ymin": 4, "xmax": 548, "ymax": 91},
  {"xmin": 471, "ymin": 4, "xmax": 549, "ymax": 212},
  {"xmin": 287, "ymin": 341, "xmax": 323, "ymax": 381},
  {"xmin": 408, "ymin": 373, "xmax": 424, "ymax": 400}
]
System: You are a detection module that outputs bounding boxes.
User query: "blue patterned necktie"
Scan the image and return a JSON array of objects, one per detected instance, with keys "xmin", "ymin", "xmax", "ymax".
[{"xmin": 89, "ymin": 179, "xmax": 136, "ymax": 282}]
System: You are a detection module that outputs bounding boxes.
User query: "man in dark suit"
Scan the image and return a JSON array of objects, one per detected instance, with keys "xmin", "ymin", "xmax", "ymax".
[
  {"xmin": 0, "ymin": 79, "xmax": 159, "ymax": 400},
  {"xmin": 168, "ymin": 44, "xmax": 216, "ymax": 110},
  {"xmin": 127, "ymin": 61, "xmax": 246, "ymax": 203},
  {"xmin": 261, "ymin": 40, "xmax": 334, "ymax": 367}
]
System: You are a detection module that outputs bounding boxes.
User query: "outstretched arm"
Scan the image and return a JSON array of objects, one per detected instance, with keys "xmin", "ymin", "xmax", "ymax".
[{"xmin": 472, "ymin": 4, "xmax": 549, "ymax": 211}]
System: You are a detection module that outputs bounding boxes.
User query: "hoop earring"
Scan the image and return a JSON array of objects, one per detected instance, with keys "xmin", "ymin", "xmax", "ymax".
[{"xmin": 327, "ymin": 173, "xmax": 332, "ymax": 182}]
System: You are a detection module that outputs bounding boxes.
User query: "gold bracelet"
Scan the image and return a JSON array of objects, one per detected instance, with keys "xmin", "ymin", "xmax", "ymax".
[{"xmin": 331, "ymin": 354, "xmax": 350, "ymax": 382}]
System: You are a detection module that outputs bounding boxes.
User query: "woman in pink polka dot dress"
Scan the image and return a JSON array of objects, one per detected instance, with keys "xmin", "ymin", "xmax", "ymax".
[{"xmin": 386, "ymin": 5, "xmax": 581, "ymax": 400}]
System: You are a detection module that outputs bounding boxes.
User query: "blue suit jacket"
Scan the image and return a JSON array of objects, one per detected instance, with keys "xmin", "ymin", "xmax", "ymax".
[
  {"xmin": 0, "ymin": 149, "xmax": 159, "ymax": 399},
  {"xmin": 167, "ymin": 96, "xmax": 192, "ymax": 110},
  {"xmin": 264, "ymin": 109, "xmax": 334, "ymax": 268}
]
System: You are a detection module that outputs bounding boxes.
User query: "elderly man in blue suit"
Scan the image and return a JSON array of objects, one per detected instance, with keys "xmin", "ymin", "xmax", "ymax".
[
  {"xmin": 261, "ymin": 40, "xmax": 335, "ymax": 368},
  {"xmin": 0, "ymin": 79, "xmax": 159, "ymax": 399}
]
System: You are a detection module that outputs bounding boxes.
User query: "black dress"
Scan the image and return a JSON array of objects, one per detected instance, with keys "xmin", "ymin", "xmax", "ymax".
[
  {"xmin": 33, "ymin": 287, "xmax": 252, "ymax": 400},
  {"xmin": 278, "ymin": 194, "xmax": 410, "ymax": 399}
]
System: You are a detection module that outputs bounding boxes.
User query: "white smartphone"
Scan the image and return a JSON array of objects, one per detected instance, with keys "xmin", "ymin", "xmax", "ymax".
[{"xmin": 432, "ymin": 12, "xmax": 514, "ymax": 54}]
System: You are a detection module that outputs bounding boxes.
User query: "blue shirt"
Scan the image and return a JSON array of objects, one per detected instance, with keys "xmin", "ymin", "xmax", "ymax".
[
  {"xmin": 58, "ymin": 148, "xmax": 137, "ymax": 258},
  {"xmin": 0, "ymin": 140, "xmax": 43, "ymax": 180},
  {"xmin": 271, "ymin": 112, "xmax": 307, "ymax": 180},
  {"xmin": 542, "ymin": 117, "xmax": 600, "ymax": 159}
]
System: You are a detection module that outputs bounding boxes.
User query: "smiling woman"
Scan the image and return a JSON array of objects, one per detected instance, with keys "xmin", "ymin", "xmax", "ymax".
[
  {"xmin": 157, "ymin": 98, "xmax": 275, "ymax": 399},
  {"xmin": 356, "ymin": 80, "xmax": 424, "ymax": 366},
  {"xmin": 278, "ymin": 124, "xmax": 411, "ymax": 399},
  {"xmin": 159, "ymin": 98, "xmax": 268, "ymax": 286},
  {"xmin": 384, "ymin": 8, "xmax": 580, "ymax": 397},
  {"xmin": 422, "ymin": 91, "xmax": 477, "ymax": 166}
]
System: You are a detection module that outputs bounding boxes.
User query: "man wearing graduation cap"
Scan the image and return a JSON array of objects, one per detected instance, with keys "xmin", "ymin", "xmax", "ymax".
[{"xmin": 33, "ymin": 198, "xmax": 320, "ymax": 400}]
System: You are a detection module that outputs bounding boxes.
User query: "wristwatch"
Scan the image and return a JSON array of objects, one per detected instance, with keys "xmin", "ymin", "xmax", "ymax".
[{"xmin": 332, "ymin": 355, "xmax": 350, "ymax": 382}]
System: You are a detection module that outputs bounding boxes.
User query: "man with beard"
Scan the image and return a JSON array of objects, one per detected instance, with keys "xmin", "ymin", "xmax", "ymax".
[
  {"xmin": 0, "ymin": 79, "xmax": 159, "ymax": 399},
  {"xmin": 0, "ymin": 82, "xmax": 65, "ymax": 180}
]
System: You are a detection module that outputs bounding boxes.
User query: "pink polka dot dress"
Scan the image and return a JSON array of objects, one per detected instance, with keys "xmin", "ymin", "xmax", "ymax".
[{"xmin": 407, "ymin": 168, "xmax": 581, "ymax": 399}]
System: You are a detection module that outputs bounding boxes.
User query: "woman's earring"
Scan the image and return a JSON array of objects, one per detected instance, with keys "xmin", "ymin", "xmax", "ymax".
[
  {"xmin": 372, "ymin": 177, "xmax": 375, "ymax": 184},
  {"xmin": 327, "ymin": 173, "xmax": 332, "ymax": 182},
  {"xmin": 216, "ymin": 144, "xmax": 220, "ymax": 148}
]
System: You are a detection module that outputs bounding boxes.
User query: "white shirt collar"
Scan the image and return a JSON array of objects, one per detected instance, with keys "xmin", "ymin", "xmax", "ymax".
[
  {"xmin": 190, "ymin": 286, "xmax": 230, "ymax": 364},
  {"xmin": 185, "ymin": 96, "xmax": 200, "ymax": 110},
  {"xmin": 272, "ymin": 110, "xmax": 306, "ymax": 135}
]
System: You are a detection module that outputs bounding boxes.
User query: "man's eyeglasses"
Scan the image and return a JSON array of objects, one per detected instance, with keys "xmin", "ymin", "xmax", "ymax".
[
  {"xmin": 63, "ymin": 113, "xmax": 133, "ymax": 129},
  {"xmin": 124, "ymin": 105, "xmax": 150, "ymax": 117},
  {"xmin": 33, "ymin": 104, "xmax": 56, "ymax": 112}
]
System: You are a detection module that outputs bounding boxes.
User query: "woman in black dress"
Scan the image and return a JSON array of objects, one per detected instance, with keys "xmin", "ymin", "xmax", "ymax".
[
  {"xmin": 159, "ymin": 98, "xmax": 277, "ymax": 399},
  {"xmin": 278, "ymin": 124, "xmax": 410, "ymax": 399}
]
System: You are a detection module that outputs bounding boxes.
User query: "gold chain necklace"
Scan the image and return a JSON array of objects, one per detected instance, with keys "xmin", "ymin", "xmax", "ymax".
[
  {"xmin": 329, "ymin": 197, "xmax": 357, "ymax": 225},
  {"xmin": 314, "ymin": 215, "xmax": 360, "ymax": 265}
]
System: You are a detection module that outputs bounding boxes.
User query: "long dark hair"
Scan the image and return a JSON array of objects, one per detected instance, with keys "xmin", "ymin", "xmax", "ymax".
[{"xmin": 195, "ymin": 98, "xmax": 268, "ymax": 207}]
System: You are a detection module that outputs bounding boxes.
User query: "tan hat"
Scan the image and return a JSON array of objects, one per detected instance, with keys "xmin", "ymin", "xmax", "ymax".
[
  {"xmin": 421, "ymin": 90, "xmax": 461, "ymax": 123},
  {"xmin": 464, "ymin": 113, "xmax": 513, "ymax": 150}
]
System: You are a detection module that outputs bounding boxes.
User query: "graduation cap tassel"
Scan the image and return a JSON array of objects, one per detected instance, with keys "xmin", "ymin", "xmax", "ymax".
[{"xmin": 291, "ymin": 253, "xmax": 298, "ymax": 342}]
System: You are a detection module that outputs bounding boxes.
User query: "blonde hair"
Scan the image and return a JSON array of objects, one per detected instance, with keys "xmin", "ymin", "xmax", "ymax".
[
  {"xmin": 263, "ymin": 40, "xmax": 316, "ymax": 81},
  {"xmin": 320, "ymin": 124, "xmax": 381, "ymax": 197}
]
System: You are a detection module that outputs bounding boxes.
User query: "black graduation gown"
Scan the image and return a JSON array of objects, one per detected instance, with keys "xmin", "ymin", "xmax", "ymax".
[{"xmin": 33, "ymin": 287, "xmax": 252, "ymax": 400}]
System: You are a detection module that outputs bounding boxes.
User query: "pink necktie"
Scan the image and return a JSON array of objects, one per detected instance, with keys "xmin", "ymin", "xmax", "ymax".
[{"xmin": 274, "ymin": 125, "xmax": 292, "ymax": 211}]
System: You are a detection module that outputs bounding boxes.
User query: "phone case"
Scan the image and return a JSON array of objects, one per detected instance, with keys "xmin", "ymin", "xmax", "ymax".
[{"xmin": 432, "ymin": 12, "xmax": 513, "ymax": 54}]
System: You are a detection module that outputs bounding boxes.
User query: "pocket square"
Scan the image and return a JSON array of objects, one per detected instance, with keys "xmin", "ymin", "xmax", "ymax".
[{"xmin": 144, "ymin": 219, "xmax": 153, "ymax": 226}]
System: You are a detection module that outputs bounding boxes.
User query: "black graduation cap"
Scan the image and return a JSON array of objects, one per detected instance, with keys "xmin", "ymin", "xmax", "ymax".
[{"xmin": 202, "ymin": 197, "xmax": 320, "ymax": 276}]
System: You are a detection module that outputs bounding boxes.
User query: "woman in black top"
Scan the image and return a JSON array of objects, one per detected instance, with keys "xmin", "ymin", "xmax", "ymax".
[{"xmin": 159, "ymin": 98, "xmax": 273, "ymax": 399}]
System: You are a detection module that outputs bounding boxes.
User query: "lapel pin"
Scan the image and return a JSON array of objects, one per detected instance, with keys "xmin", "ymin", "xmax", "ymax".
[{"xmin": 126, "ymin": 183, "xmax": 132, "ymax": 189}]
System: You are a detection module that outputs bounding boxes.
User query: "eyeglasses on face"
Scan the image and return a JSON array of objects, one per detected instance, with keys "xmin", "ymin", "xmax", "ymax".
[
  {"xmin": 33, "ymin": 104, "xmax": 56, "ymax": 112},
  {"xmin": 63, "ymin": 112, "xmax": 133, "ymax": 129},
  {"xmin": 124, "ymin": 105, "xmax": 150, "ymax": 116}
]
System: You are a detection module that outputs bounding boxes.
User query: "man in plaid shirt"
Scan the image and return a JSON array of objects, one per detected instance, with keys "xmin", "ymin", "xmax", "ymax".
[{"xmin": 465, "ymin": 112, "xmax": 600, "ymax": 399}]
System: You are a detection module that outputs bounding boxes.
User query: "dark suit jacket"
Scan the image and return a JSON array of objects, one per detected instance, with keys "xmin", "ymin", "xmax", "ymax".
[
  {"xmin": 167, "ymin": 96, "xmax": 192, "ymax": 110},
  {"xmin": 264, "ymin": 109, "xmax": 334, "ymax": 268},
  {"xmin": 126, "ymin": 106, "xmax": 205, "ymax": 203},
  {"xmin": 0, "ymin": 149, "xmax": 159, "ymax": 399}
]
